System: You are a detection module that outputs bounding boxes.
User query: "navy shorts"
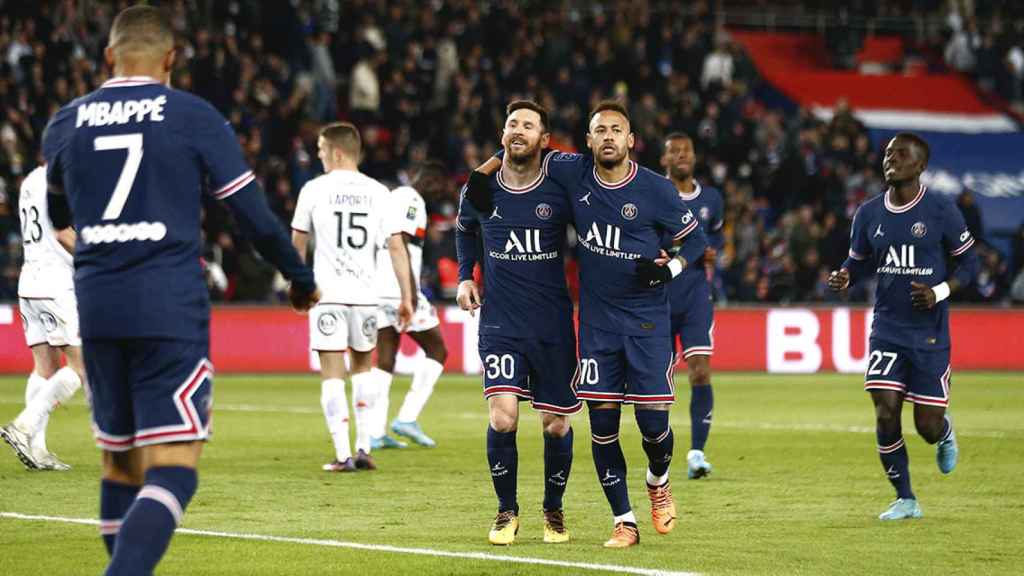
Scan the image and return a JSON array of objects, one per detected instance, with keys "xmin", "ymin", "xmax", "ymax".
[
  {"xmin": 670, "ymin": 280, "xmax": 714, "ymax": 360},
  {"xmin": 83, "ymin": 338, "xmax": 214, "ymax": 451},
  {"xmin": 863, "ymin": 337, "xmax": 951, "ymax": 407},
  {"xmin": 576, "ymin": 324, "xmax": 676, "ymax": 405},
  {"xmin": 479, "ymin": 333, "xmax": 581, "ymax": 415}
]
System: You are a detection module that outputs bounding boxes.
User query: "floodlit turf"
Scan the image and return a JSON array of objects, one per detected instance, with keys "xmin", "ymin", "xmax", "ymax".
[{"xmin": 1, "ymin": 372, "xmax": 1022, "ymax": 575}]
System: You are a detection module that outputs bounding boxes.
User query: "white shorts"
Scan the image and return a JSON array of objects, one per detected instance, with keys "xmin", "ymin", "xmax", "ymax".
[
  {"xmin": 310, "ymin": 304, "xmax": 378, "ymax": 352},
  {"xmin": 19, "ymin": 293, "xmax": 81, "ymax": 348},
  {"xmin": 377, "ymin": 294, "xmax": 440, "ymax": 333}
]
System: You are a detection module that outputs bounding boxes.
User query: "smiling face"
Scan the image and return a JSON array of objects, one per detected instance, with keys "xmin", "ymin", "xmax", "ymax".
[
  {"xmin": 661, "ymin": 136, "xmax": 695, "ymax": 181},
  {"xmin": 586, "ymin": 110, "xmax": 634, "ymax": 169},
  {"xmin": 501, "ymin": 108, "xmax": 548, "ymax": 165},
  {"xmin": 882, "ymin": 136, "xmax": 925, "ymax": 187}
]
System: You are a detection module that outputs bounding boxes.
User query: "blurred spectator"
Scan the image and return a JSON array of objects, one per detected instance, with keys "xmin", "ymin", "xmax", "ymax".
[{"xmin": 0, "ymin": 0, "xmax": 1016, "ymax": 307}]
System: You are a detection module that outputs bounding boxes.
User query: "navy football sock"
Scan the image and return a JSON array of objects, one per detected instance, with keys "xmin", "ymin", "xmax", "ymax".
[
  {"xmin": 100, "ymin": 479, "xmax": 140, "ymax": 556},
  {"xmin": 636, "ymin": 410, "xmax": 674, "ymax": 479},
  {"xmin": 589, "ymin": 409, "xmax": 631, "ymax": 516},
  {"xmin": 689, "ymin": 384, "xmax": 713, "ymax": 451},
  {"xmin": 876, "ymin": 430, "xmax": 915, "ymax": 500},
  {"xmin": 106, "ymin": 466, "xmax": 198, "ymax": 576},
  {"xmin": 542, "ymin": 428, "xmax": 573, "ymax": 511},
  {"xmin": 487, "ymin": 427, "xmax": 519, "ymax": 513}
]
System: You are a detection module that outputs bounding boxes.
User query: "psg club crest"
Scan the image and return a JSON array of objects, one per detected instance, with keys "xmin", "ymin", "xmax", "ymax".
[
  {"xmin": 700, "ymin": 206, "xmax": 710, "ymax": 221},
  {"xmin": 535, "ymin": 203, "xmax": 552, "ymax": 220},
  {"xmin": 317, "ymin": 311, "xmax": 338, "ymax": 335},
  {"xmin": 621, "ymin": 203, "xmax": 638, "ymax": 220},
  {"xmin": 911, "ymin": 222, "xmax": 927, "ymax": 238}
]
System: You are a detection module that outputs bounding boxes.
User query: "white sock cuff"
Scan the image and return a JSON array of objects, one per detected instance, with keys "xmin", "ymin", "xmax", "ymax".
[
  {"xmin": 52, "ymin": 366, "xmax": 82, "ymax": 404},
  {"xmin": 26, "ymin": 372, "xmax": 48, "ymax": 403},
  {"xmin": 613, "ymin": 511, "xmax": 637, "ymax": 525},
  {"xmin": 646, "ymin": 468, "xmax": 670, "ymax": 487}
]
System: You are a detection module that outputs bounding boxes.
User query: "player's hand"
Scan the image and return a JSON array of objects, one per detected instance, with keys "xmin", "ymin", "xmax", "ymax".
[
  {"xmin": 703, "ymin": 247, "xmax": 717, "ymax": 282},
  {"xmin": 654, "ymin": 249, "xmax": 671, "ymax": 266},
  {"xmin": 397, "ymin": 298, "xmax": 414, "ymax": 331},
  {"xmin": 464, "ymin": 171, "xmax": 494, "ymax": 214},
  {"xmin": 636, "ymin": 257, "xmax": 673, "ymax": 288},
  {"xmin": 289, "ymin": 284, "xmax": 320, "ymax": 313},
  {"xmin": 456, "ymin": 280, "xmax": 482, "ymax": 316},
  {"xmin": 910, "ymin": 281, "xmax": 937, "ymax": 310},
  {"xmin": 828, "ymin": 269, "xmax": 850, "ymax": 291}
]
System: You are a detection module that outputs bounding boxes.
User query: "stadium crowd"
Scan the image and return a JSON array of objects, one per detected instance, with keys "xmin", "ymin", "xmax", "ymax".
[{"xmin": 1, "ymin": 0, "xmax": 1022, "ymax": 304}]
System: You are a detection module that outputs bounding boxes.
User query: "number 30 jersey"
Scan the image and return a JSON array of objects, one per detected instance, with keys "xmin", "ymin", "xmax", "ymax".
[
  {"xmin": 42, "ymin": 76, "xmax": 258, "ymax": 340},
  {"xmin": 291, "ymin": 169, "xmax": 396, "ymax": 305}
]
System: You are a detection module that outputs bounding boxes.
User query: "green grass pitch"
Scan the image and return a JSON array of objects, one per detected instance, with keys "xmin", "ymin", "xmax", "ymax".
[{"xmin": 1, "ymin": 372, "xmax": 1022, "ymax": 575}]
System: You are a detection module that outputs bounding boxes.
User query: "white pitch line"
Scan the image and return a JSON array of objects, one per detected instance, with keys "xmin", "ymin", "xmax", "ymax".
[
  {"xmin": 0, "ymin": 512, "xmax": 697, "ymax": 576},
  {"xmin": 0, "ymin": 399, "xmax": 1014, "ymax": 438}
]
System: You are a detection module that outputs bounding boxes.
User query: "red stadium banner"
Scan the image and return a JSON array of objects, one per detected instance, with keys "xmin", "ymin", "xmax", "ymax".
[{"xmin": 0, "ymin": 304, "xmax": 1021, "ymax": 374}]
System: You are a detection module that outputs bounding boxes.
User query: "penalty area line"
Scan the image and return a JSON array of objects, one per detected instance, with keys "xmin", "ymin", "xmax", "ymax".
[{"xmin": 0, "ymin": 512, "xmax": 699, "ymax": 576}]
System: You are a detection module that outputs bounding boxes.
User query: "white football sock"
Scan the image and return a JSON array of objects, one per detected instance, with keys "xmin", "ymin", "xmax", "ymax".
[
  {"xmin": 23, "ymin": 372, "xmax": 48, "ymax": 452},
  {"xmin": 15, "ymin": 367, "xmax": 80, "ymax": 438},
  {"xmin": 370, "ymin": 367, "xmax": 393, "ymax": 438},
  {"xmin": 320, "ymin": 379, "xmax": 351, "ymax": 462},
  {"xmin": 350, "ymin": 371, "xmax": 377, "ymax": 454},
  {"xmin": 397, "ymin": 358, "xmax": 443, "ymax": 423}
]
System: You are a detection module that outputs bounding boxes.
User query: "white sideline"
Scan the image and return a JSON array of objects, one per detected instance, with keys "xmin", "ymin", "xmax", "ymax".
[
  {"xmin": 0, "ymin": 398, "xmax": 1013, "ymax": 438},
  {"xmin": 0, "ymin": 512, "xmax": 699, "ymax": 576}
]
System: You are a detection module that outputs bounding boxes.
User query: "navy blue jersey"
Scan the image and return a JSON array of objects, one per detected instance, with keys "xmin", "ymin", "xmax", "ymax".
[
  {"xmin": 846, "ymin": 187, "xmax": 975, "ymax": 349},
  {"xmin": 42, "ymin": 76, "xmax": 257, "ymax": 340},
  {"xmin": 456, "ymin": 168, "xmax": 574, "ymax": 341},
  {"xmin": 544, "ymin": 152, "xmax": 706, "ymax": 337},
  {"xmin": 668, "ymin": 180, "xmax": 723, "ymax": 310}
]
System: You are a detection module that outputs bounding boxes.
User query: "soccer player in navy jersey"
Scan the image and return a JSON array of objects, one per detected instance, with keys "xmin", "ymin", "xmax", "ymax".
[
  {"xmin": 467, "ymin": 101, "xmax": 707, "ymax": 547},
  {"xmin": 660, "ymin": 132, "xmax": 723, "ymax": 479},
  {"xmin": 456, "ymin": 101, "xmax": 578, "ymax": 545},
  {"xmin": 829, "ymin": 132, "xmax": 978, "ymax": 521},
  {"xmin": 41, "ymin": 7, "xmax": 318, "ymax": 574}
]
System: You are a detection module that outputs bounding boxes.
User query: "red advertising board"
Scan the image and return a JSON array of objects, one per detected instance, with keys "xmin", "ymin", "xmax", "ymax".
[{"xmin": 1, "ymin": 305, "xmax": 1021, "ymax": 374}]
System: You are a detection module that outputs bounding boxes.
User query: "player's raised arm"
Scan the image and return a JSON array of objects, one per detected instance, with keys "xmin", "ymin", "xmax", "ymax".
[
  {"xmin": 455, "ymin": 185, "xmax": 482, "ymax": 315},
  {"xmin": 831, "ymin": 205, "xmax": 875, "ymax": 291}
]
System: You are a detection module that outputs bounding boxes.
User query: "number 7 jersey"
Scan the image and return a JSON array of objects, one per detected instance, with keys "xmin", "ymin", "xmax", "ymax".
[
  {"xmin": 42, "ymin": 76, "xmax": 258, "ymax": 340},
  {"xmin": 291, "ymin": 169, "xmax": 396, "ymax": 305}
]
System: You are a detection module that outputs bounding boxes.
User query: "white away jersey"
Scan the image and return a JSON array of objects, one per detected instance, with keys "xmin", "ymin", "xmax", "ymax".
[
  {"xmin": 292, "ymin": 169, "xmax": 397, "ymax": 305},
  {"xmin": 375, "ymin": 185, "xmax": 427, "ymax": 299},
  {"xmin": 17, "ymin": 166, "xmax": 74, "ymax": 298}
]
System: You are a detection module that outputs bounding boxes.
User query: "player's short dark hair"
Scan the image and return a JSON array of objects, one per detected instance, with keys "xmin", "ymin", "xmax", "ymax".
[
  {"xmin": 664, "ymin": 131, "xmax": 693, "ymax": 144},
  {"xmin": 589, "ymin": 99, "xmax": 631, "ymax": 126},
  {"xmin": 414, "ymin": 159, "xmax": 448, "ymax": 183},
  {"xmin": 506, "ymin": 100, "xmax": 549, "ymax": 133},
  {"xmin": 892, "ymin": 132, "xmax": 930, "ymax": 166},
  {"xmin": 319, "ymin": 122, "xmax": 362, "ymax": 158},
  {"xmin": 109, "ymin": 5, "xmax": 174, "ymax": 54}
]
